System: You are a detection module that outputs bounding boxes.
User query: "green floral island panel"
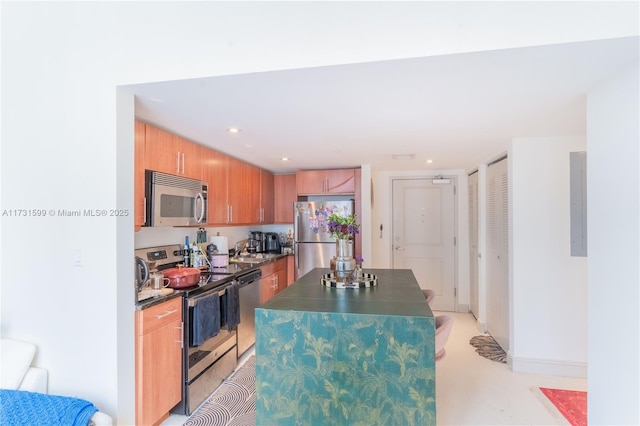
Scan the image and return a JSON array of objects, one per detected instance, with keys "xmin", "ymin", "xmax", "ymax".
[{"xmin": 255, "ymin": 268, "xmax": 435, "ymax": 426}]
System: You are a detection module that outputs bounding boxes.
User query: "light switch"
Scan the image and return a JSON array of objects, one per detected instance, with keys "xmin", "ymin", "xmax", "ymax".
[{"xmin": 73, "ymin": 249, "xmax": 83, "ymax": 267}]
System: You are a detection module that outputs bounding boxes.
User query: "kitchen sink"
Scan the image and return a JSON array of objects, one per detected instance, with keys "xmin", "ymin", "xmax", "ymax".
[{"xmin": 229, "ymin": 257, "xmax": 268, "ymax": 265}]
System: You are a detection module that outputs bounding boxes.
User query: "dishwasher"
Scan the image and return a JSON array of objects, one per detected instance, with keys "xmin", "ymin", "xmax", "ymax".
[{"xmin": 237, "ymin": 268, "xmax": 262, "ymax": 357}]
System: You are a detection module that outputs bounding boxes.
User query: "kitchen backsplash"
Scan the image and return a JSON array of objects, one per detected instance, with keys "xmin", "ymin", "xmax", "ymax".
[{"xmin": 135, "ymin": 224, "xmax": 293, "ymax": 251}]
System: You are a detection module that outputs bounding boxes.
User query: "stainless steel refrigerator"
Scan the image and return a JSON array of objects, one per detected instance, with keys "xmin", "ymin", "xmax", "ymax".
[{"xmin": 294, "ymin": 200, "xmax": 355, "ymax": 279}]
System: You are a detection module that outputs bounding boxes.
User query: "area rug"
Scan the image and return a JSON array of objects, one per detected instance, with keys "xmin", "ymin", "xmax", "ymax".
[
  {"xmin": 469, "ymin": 335, "xmax": 507, "ymax": 363},
  {"xmin": 185, "ymin": 356, "xmax": 256, "ymax": 426},
  {"xmin": 539, "ymin": 387, "xmax": 587, "ymax": 426}
]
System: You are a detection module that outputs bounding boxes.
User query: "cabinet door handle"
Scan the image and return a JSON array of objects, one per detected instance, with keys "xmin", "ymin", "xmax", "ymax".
[
  {"xmin": 181, "ymin": 152, "xmax": 185, "ymax": 174},
  {"xmin": 176, "ymin": 152, "xmax": 180, "ymax": 174},
  {"xmin": 156, "ymin": 309, "xmax": 177, "ymax": 319},
  {"xmin": 177, "ymin": 322, "xmax": 183, "ymax": 348}
]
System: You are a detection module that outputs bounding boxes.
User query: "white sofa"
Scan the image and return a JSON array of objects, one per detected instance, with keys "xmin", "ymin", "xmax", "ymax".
[{"xmin": 0, "ymin": 338, "xmax": 113, "ymax": 426}]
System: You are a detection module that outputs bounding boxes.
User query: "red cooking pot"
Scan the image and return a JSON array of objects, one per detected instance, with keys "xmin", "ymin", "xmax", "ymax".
[{"xmin": 163, "ymin": 267, "xmax": 201, "ymax": 289}]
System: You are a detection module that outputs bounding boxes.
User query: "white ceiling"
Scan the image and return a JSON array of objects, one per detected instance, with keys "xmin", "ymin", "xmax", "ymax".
[{"xmin": 131, "ymin": 36, "xmax": 638, "ymax": 174}]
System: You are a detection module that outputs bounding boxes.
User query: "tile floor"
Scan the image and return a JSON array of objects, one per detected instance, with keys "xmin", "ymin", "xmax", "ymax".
[
  {"xmin": 164, "ymin": 311, "xmax": 587, "ymax": 425},
  {"xmin": 432, "ymin": 311, "xmax": 586, "ymax": 425}
]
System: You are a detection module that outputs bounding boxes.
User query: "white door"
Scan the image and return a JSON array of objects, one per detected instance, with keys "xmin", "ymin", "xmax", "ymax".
[
  {"xmin": 392, "ymin": 178, "xmax": 456, "ymax": 311},
  {"xmin": 486, "ymin": 158, "xmax": 509, "ymax": 351},
  {"xmin": 468, "ymin": 171, "xmax": 479, "ymax": 318}
]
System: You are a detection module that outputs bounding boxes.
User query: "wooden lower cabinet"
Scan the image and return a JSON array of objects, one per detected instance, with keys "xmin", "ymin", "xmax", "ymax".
[
  {"xmin": 260, "ymin": 273, "xmax": 276, "ymax": 303},
  {"xmin": 260, "ymin": 258, "xmax": 287, "ymax": 303},
  {"xmin": 286, "ymin": 255, "xmax": 295, "ymax": 286},
  {"xmin": 135, "ymin": 297, "xmax": 183, "ymax": 426}
]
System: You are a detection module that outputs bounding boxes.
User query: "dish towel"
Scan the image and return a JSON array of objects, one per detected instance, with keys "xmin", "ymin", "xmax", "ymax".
[
  {"xmin": 0, "ymin": 389, "xmax": 98, "ymax": 426},
  {"xmin": 225, "ymin": 282, "xmax": 241, "ymax": 330},
  {"xmin": 191, "ymin": 292, "xmax": 220, "ymax": 347}
]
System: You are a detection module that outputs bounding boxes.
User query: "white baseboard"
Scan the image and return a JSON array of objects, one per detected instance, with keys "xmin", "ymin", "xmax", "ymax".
[
  {"xmin": 475, "ymin": 319, "xmax": 486, "ymax": 333},
  {"xmin": 508, "ymin": 354, "xmax": 587, "ymax": 378},
  {"xmin": 456, "ymin": 303, "xmax": 469, "ymax": 314}
]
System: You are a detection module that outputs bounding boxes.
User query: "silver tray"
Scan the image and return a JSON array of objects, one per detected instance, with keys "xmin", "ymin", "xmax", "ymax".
[{"xmin": 321, "ymin": 272, "xmax": 378, "ymax": 289}]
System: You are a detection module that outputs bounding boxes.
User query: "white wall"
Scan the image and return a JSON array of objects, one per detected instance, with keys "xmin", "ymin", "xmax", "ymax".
[
  {"xmin": 371, "ymin": 168, "xmax": 471, "ymax": 312},
  {"xmin": 509, "ymin": 136, "xmax": 588, "ymax": 377},
  {"xmin": 1, "ymin": 2, "xmax": 638, "ymax": 422},
  {"xmin": 587, "ymin": 64, "xmax": 640, "ymax": 424}
]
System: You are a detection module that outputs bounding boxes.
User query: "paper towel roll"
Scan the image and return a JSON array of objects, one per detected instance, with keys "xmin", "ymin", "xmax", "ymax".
[{"xmin": 210, "ymin": 235, "xmax": 229, "ymax": 254}]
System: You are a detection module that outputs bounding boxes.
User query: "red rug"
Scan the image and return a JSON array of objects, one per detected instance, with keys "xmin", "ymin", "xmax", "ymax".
[{"xmin": 539, "ymin": 387, "xmax": 587, "ymax": 426}]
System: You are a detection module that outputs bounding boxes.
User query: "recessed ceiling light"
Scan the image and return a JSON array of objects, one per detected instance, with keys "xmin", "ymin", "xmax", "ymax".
[
  {"xmin": 281, "ymin": 157, "xmax": 289, "ymax": 161},
  {"xmin": 426, "ymin": 159, "xmax": 433, "ymax": 164},
  {"xmin": 226, "ymin": 127, "xmax": 241, "ymax": 134}
]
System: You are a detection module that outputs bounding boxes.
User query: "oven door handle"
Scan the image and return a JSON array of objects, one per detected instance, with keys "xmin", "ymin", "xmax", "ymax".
[{"xmin": 186, "ymin": 283, "xmax": 234, "ymax": 307}]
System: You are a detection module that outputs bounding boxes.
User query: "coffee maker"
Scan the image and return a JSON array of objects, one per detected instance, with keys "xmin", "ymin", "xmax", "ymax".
[{"xmin": 249, "ymin": 231, "xmax": 264, "ymax": 253}]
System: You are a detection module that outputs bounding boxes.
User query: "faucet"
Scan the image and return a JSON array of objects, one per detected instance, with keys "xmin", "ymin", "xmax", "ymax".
[{"xmin": 233, "ymin": 239, "xmax": 250, "ymax": 257}]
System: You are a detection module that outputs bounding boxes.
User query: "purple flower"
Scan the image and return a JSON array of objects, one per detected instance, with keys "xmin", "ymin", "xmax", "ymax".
[{"xmin": 327, "ymin": 212, "xmax": 360, "ymax": 239}]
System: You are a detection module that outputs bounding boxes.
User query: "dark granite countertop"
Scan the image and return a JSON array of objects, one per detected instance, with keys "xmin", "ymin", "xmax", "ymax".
[
  {"xmin": 136, "ymin": 254, "xmax": 289, "ymax": 310},
  {"xmin": 259, "ymin": 267, "xmax": 433, "ymax": 318}
]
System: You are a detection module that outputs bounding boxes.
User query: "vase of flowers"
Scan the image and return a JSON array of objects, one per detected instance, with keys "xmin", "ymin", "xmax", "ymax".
[{"xmin": 327, "ymin": 212, "xmax": 359, "ymax": 281}]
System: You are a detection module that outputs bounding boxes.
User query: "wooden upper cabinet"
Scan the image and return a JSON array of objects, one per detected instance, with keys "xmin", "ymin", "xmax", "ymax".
[
  {"xmin": 134, "ymin": 120, "xmax": 146, "ymax": 230},
  {"xmin": 202, "ymin": 147, "xmax": 229, "ymax": 225},
  {"xmin": 274, "ymin": 174, "xmax": 296, "ymax": 223},
  {"xmin": 138, "ymin": 122, "xmax": 277, "ymax": 227},
  {"xmin": 326, "ymin": 169, "xmax": 356, "ymax": 193},
  {"xmin": 144, "ymin": 123, "xmax": 202, "ymax": 180},
  {"xmin": 177, "ymin": 136, "xmax": 203, "ymax": 180},
  {"xmin": 260, "ymin": 170, "xmax": 274, "ymax": 224},
  {"xmin": 144, "ymin": 124, "xmax": 177, "ymax": 175},
  {"xmin": 202, "ymin": 147, "xmax": 268, "ymax": 226},
  {"xmin": 296, "ymin": 169, "xmax": 356, "ymax": 195},
  {"xmin": 227, "ymin": 158, "xmax": 260, "ymax": 224}
]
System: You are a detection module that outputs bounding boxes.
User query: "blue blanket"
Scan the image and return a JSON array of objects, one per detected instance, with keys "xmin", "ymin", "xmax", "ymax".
[{"xmin": 0, "ymin": 389, "xmax": 98, "ymax": 426}]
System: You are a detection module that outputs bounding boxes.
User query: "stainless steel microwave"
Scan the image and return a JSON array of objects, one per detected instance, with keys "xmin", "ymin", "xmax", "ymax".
[{"xmin": 145, "ymin": 170, "xmax": 207, "ymax": 227}]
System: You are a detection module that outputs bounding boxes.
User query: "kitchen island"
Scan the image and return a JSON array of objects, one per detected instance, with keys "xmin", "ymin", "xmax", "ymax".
[{"xmin": 255, "ymin": 268, "xmax": 436, "ymax": 425}]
